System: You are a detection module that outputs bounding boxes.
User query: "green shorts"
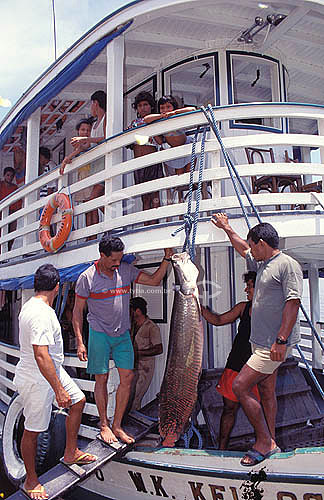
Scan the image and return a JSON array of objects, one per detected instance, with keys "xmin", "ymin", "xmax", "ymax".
[{"xmin": 87, "ymin": 328, "xmax": 134, "ymax": 374}]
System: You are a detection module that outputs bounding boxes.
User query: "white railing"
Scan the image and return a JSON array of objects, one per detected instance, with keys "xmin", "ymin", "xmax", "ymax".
[
  {"xmin": 0, "ymin": 102, "xmax": 324, "ymax": 263},
  {"xmin": 293, "ymin": 321, "xmax": 324, "ymax": 371},
  {"xmin": 0, "ymin": 341, "xmax": 119, "ymax": 437}
]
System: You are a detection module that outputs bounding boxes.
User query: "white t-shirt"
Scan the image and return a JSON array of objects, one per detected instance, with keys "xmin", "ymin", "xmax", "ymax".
[{"xmin": 14, "ymin": 296, "xmax": 64, "ymax": 382}]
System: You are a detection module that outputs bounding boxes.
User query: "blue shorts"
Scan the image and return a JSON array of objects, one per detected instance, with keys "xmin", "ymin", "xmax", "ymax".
[{"xmin": 87, "ymin": 328, "xmax": 134, "ymax": 374}]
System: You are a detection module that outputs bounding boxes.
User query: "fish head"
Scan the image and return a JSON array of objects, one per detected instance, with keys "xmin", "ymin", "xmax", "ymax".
[{"xmin": 172, "ymin": 252, "xmax": 199, "ymax": 295}]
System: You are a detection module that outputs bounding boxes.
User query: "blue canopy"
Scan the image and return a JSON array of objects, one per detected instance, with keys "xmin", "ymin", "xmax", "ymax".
[
  {"xmin": 0, "ymin": 254, "xmax": 136, "ymax": 290},
  {"xmin": 0, "ymin": 21, "xmax": 132, "ymax": 151}
]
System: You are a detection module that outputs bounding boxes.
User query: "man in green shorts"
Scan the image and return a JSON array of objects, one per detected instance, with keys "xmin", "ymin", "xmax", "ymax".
[
  {"xmin": 73, "ymin": 234, "xmax": 172, "ymax": 445},
  {"xmin": 212, "ymin": 213, "xmax": 303, "ymax": 466}
]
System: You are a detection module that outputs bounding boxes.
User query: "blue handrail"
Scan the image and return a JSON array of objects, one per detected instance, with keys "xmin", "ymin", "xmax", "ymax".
[{"xmin": 295, "ymin": 344, "xmax": 324, "ymax": 400}]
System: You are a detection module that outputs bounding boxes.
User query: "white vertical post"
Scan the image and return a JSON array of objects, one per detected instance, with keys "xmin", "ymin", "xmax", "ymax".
[
  {"xmin": 309, "ymin": 264, "xmax": 322, "ymax": 370},
  {"xmin": 26, "ymin": 108, "xmax": 41, "ymax": 183},
  {"xmin": 156, "ymin": 67, "xmax": 162, "ymax": 101},
  {"xmin": 211, "ymin": 151, "xmax": 221, "ymax": 200},
  {"xmin": 105, "ymin": 35, "xmax": 125, "ymax": 224},
  {"xmin": 317, "ymin": 118, "xmax": 324, "ymax": 192},
  {"xmin": 301, "ymin": 147, "xmax": 312, "ymax": 186},
  {"xmin": 218, "ymin": 51, "xmax": 228, "ymax": 105},
  {"xmin": 24, "ymin": 108, "xmax": 41, "ymax": 248}
]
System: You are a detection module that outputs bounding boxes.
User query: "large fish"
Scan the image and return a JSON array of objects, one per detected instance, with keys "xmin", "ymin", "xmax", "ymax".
[{"xmin": 159, "ymin": 252, "xmax": 204, "ymax": 447}]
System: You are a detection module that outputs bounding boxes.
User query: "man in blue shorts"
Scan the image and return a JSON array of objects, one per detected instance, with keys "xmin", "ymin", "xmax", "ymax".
[{"xmin": 73, "ymin": 235, "xmax": 173, "ymax": 444}]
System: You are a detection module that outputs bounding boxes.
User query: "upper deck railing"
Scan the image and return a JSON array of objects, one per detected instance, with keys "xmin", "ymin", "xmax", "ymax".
[{"xmin": 0, "ymin": 102, "xmax": 324, "ymax": 268}]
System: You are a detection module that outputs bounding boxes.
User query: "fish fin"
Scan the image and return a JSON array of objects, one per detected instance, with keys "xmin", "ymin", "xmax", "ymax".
[{"xmin": 193, "ymin": 288, "xmax": 202, "ymax": 318}]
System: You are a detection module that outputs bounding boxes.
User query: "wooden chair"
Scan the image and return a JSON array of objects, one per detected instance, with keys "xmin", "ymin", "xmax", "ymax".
[
  {"xmin": 285, "ymin": 151, "xmax": 322, "ymax": 193},
  {"xmin": 245, "ymin": 147, "xmax": 278, "ymax": 194},
  {"xmin": 245, "ymin": 147, "xmax": 302, "ymax": 194},
  {"xmin": 301, "ymin": 181, "xmax": 322, "ymax": 193},
  {"xmin": 284, "ymin": 150, "xmax": 322, "ymax": 208},
  {"xmin": 283, "ymin": 151, "xmax": 303, "ymax": 192}
]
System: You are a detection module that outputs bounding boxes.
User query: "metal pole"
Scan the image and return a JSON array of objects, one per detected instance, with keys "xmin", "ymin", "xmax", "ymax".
[{"xmin": 51, "ymin": 0, "xmax": 57, "ymax": 61}]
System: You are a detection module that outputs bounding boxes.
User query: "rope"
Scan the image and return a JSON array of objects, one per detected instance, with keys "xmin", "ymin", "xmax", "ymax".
[
  {"xmin": 182, "ymin": 421, "xmax": 203, "ymax": 449},
  {"xmin": 201, "ymin": 105, "xmax": 262, "ymax": 227},
  {"xmin": 171, "ymin": 127, "xmax": 207, "ymax": 261},
  {"xmin": 192, "ymin": 127, "xmax": 207, "ymax": 259},
  {"xmin": 206, "ymin": 104, "xmax": 262, "ymax": 221},
  {"xmin": 171, "ymin": 106, "xmax": 323, "ymax": 406}
]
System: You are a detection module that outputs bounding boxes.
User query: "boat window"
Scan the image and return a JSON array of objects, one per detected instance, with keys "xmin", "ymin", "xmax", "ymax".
[
  {"xmin": 228, "ymin": 53, "xmax": 281, "ymax": 130},
  {"xmin": 162, "ymin": 56, "xmax": 217, "ymax": 108}
]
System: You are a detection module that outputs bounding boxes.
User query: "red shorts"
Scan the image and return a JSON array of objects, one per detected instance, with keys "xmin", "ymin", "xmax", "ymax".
[{"xmin": 216, "ymin": 368, "xmax": 260, "ymax": 403}]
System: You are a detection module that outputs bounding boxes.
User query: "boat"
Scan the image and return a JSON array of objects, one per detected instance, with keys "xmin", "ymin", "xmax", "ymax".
[{"xmin": 1, "ymin": 0, "xmax": 324, "ymax": 498}]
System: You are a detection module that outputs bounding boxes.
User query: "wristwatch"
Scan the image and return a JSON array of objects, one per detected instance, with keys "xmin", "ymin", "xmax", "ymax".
[
  {"xmin": 163, "ymin": 257, "xmax": 172, "ymax": 262},
  {"xmin": 276, "ymin": 336, "xmax": 288, "ymax": 345}
]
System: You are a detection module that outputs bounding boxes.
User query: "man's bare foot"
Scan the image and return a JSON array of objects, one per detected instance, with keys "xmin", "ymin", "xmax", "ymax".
[
  {"xmin": 100, "ymin": 425, "xmax": 118, "ymax": 444},
  {"xmin": 112, "ymin": 426, "xmax": 135, "ymax": 444},
  {"xmin": 22, "ymin": 482, "xmax": 48, "ymax": 500}
]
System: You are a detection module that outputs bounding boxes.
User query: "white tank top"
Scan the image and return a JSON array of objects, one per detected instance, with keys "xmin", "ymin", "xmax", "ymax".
[{"xmin": 91, "ymin": 114, "xmax": 105, "ymax": 138}]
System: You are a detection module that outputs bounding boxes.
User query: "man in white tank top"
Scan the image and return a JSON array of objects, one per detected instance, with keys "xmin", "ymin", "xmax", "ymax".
[{"xmin": 71, "ymin": 90, "xmax": 106, "ymax": 147}]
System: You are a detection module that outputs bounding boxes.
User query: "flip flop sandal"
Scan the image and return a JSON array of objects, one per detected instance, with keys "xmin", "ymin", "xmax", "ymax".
[
  {"xmin": 240, "ymin": 446, "xmax": 281, "ymax": 467},
  {"xmin": 21, "ymin": 484, "xmax": 48, "ymax": 499},
  {"xmin": 62, "ymin": 452, "xmax": 97, "ymax": 465}
]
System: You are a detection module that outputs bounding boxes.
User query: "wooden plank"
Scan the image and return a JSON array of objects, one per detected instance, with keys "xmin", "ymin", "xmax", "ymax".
[{"xmin": 7, "ymin": 412, "xmax": 157, "ymax": 500}]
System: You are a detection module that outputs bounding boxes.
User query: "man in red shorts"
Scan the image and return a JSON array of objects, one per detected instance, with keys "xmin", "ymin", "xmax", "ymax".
[{"xmin": 202, "ymin": 271, "xmax": 258, "ymax": 450}]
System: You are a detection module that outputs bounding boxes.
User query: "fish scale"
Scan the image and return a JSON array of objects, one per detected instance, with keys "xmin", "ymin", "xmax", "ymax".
[{"xmin": 159, "ymin": 252, "xmax": 204, "ymax": 447}]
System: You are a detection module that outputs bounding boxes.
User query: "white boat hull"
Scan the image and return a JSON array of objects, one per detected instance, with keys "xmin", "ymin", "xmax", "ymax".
[{"xmin": 76, "ymin": 447, "xmax": 324, "ymax": 500}]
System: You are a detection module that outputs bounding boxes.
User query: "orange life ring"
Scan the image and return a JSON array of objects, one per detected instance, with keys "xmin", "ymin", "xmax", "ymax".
[{"xmin": 39, "ymin": 193, "xmax": 73, "ymax": 253}]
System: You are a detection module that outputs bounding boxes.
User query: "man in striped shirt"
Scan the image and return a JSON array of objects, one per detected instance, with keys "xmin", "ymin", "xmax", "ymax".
[{"xmin": 73, "ymin": 234, "xmax": 172, "ymax": 445}]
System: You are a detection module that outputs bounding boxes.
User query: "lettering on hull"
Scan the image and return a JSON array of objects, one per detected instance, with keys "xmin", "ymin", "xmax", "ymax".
[
  {"xmin": 128, "ymin": 471, "xmax": 170, "ymax": 497},
  {"xmin": 127, "ymin": 469, "xmax": 324, "ymax": 500}
]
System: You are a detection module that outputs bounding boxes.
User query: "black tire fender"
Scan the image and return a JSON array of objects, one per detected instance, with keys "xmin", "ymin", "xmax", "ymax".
[{"xmin": 0, "ymin": 393, "xmax": 67, "ymax": 486}]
